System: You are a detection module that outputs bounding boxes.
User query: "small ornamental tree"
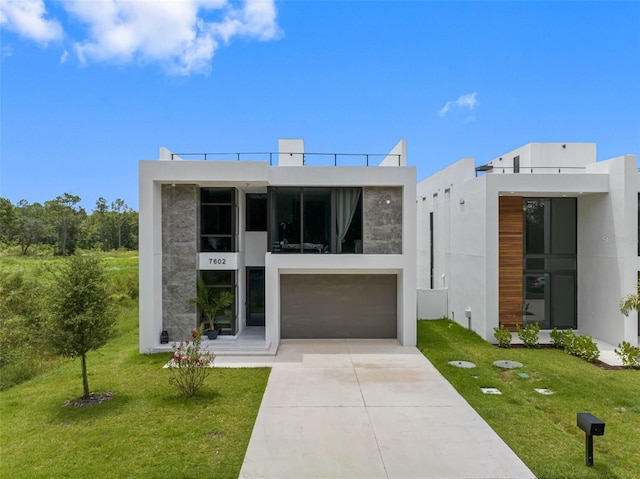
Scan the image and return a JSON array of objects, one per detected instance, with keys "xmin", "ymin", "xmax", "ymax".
[{"xmin": 50, "ymin": 254, "xmax": 115, "ymax": 400}]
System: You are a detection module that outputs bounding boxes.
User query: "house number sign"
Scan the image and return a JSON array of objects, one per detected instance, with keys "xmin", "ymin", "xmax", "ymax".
[{"xmin": 199, "ymin": 253, "xmax": 238, "ymax": 270}]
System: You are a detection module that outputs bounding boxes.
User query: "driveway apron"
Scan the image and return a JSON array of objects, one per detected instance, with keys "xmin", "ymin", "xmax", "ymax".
[{"xmin": 239, "ymin": 339, "xmax": 536, "ymax": 479}]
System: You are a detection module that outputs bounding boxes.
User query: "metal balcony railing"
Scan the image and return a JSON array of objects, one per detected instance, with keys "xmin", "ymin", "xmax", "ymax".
[
  {"xmin": 475, "ymin": 165, "xmax": 588, "ymax": 176},
  {"xmin": 169, "ymin": 151, "xmax": 402, "ymax": 167}
]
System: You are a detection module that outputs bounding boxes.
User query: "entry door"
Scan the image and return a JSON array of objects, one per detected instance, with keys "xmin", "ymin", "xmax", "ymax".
[
  {"xmin": 246, "ymin": 267, "xmax": 265, "ymax": 327},
  {"xmin": 523, "ymin": 273, "xmax": 576, "ymax": 329}
]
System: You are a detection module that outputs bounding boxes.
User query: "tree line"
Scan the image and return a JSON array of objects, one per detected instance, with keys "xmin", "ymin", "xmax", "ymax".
[{"xmin": 0, "ymin": 193, "xmax": 138, "ymax": 255}]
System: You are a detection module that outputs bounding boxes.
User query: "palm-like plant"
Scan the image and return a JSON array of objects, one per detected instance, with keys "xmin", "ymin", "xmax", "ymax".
[
  {"xmin": 619, "ymin": 279, "xmax": 640, "ymax": 317},
  {"xmin": 190, "ymin": 278, "xmax": 234, "ymax": 331}
]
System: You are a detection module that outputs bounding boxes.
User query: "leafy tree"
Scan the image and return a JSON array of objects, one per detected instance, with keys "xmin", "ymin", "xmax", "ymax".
[
  {"xmin": 110, "ymin": 198, "xmax": 131, "ymax": 249},
  {"xmin": 94, "ymin": 197, "xmax": 110, "ymax": 251},
  {"xmin": 49, "ymin": 254, "xmax": 115, "ymax": 399},
  {"xmin": 0, "ymin": 197, "xmax": 17, "ymax": 243},
  {"xmin": 15, "ymin": 200, "xmax": 48, "ymax": 255},
  {"xmin": 0, "ymin": 194, "xmax": 139, "ymax": 254},
  {"xmin": 620, "ymin": 279, "xmax": 640, "ymax": 317},
  {"xmin": 45, "ymin": 193, "xmax": 85, "ymax": 255}
]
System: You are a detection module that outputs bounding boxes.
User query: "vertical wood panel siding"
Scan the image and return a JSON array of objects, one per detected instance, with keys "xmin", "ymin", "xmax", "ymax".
[{"xmin": 499, "ymin": 197, "xmax": 523, "ymax": 331}]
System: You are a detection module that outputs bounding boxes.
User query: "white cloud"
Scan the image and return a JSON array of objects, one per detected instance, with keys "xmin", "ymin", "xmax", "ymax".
[
  {"xmin": 2, "ymin": 0, "xmax": 281, "ymax": 75},
  {"xmin": 0, "ymin": 0, "xmax": 63, "ymax": 44},
  {"xmin": 439, "ymin": 92, "xmax": 478, "ymax": 117}
]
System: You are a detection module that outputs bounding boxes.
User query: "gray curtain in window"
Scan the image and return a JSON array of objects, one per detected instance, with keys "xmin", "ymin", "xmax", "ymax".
[{"xmin": 336, "ymin": 188, "xmax": 361, "ymax": 253}]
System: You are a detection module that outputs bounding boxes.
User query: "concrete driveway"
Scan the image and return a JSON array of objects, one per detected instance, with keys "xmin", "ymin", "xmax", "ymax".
[{"xmin": 238, "ymin": 339, "xmax": 536, "ymax": 479}]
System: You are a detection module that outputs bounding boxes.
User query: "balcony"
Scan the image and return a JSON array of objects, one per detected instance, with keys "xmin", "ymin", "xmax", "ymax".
[
  {"xmin": 476, "ymin": 165, "xmax": 588, "ymax": 176},
  {"xmin": 168, "ymin": 151, "xmax": 402, "ymax": 167}
]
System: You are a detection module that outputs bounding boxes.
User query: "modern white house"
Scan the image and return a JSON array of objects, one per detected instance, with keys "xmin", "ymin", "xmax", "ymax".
[
  {"xmin": 139, "ymin": 139, "xmax": 417, "ymax": 353},
  {"xmin": 417, "ymin": 143, "xmax": 639, "ymax": 347}
]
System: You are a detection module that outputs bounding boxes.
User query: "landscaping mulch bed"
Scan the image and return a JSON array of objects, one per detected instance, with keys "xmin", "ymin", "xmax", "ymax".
[
  {"xmin": 64, "ymin": 392, "xmax": 115, "ymax": 408},
  {"xmin": 594, "ymin": 361, "xmax": 626, "ymax": 370},
  {"xmin": 494, "ymin": 344, "xmax": 628, "ymax": 370}
]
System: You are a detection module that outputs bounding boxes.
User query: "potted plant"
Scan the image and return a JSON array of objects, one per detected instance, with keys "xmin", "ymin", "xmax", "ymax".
[{"xmin": 190, "ymin": 278, "xmax": 234, "ymax": 340}]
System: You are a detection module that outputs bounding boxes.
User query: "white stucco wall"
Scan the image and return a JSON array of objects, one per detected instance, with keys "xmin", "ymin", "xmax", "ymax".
[
  {"xmin": 417, "ymin": 158, "xmax": 491, "ymax": 338},
  {"xmin": 578, "ymin": 155, "xmax": 638, "ymax": 345},
  {"xmin": 244, "ymin": 232, "xmax": 268, "ymax": 267},
  {"xmin": 139, "ymin": 141, "xmax": 417, "ymax": 352},
  {"xmin": 484, "ymin": 143, "xmax": 596, "ymax": 174},
  {"xmin": 416, "ymin": 142, "xmax": 636, "ymax": 347},
  {"xmin": 379, "ymin": 139, "xmax": 407, "ymax": 167}
]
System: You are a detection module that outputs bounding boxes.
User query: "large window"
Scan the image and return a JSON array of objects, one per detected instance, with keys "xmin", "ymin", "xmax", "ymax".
[
  {"xmin": 200, "ymin": 270, "xmax": 236, "ymax": 335},
  {"xmin": 270, "ymin": 187, "xmax": 362, "ymax": 254},
  {"xmin": 523, "ymin": 198, "xmax": 577, "ymax": 329},
  {"xmin": 201, "ymin": 188, "xmax": 235, "ymax": 252}
]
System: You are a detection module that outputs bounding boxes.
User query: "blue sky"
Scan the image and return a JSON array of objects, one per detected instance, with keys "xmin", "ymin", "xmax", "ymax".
[{"xmin": 1, "ymin": 0, "xmax": 639, "ymax": 211}]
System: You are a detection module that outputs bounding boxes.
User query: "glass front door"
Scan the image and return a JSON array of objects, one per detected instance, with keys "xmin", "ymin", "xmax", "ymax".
[
  {"xmin": 523, "ymin": 198, "xmax": 577, "ymax": 329},
  {"xmin": 246, "ymin": 268, "xmax": 265, "ymax": 327},
  {"xmin": 524, "ymin": 273, "xmax": 576, "ymax": 329}
]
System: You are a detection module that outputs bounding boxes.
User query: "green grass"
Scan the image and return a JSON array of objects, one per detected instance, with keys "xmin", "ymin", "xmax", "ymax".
[
  {"xmin": 0, "ymin": 298, "xmax": 270, "ymax": 479},
  {"xmin": 417, "ymin": 320, "xmax": 640, "ymax": 479}
]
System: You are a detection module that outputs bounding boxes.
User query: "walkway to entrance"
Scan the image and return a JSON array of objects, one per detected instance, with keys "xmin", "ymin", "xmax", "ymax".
[{"xmin": 238, "ymin": 339, "xmax": 535, "ymax": 479}]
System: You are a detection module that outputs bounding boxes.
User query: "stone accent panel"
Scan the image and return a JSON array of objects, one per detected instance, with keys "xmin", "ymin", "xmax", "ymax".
[
  {"xmin": 363, "ymin": 186, "xmax": 403, "ymax": 254},
  {"xmin": 162, "ymin": 184, "xmax": 198, "ymax": 341}
]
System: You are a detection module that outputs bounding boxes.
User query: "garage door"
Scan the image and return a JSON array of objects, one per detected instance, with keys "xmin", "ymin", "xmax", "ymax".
[{"xmin": 280, "ymin": 274, "xmax": 397, "ymax": 339}]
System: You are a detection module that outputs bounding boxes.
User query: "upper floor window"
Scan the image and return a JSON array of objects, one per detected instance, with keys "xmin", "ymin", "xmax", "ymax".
[
  {"xmin": 201, "ymin": 188, "xmax": 235, "ymax": 252},
  {"xmin": 270, "ymin": 187, "xmax": 362, "ymax": 254},
  {"xmin": 246, "ymin": 194, "xmax": 267, "ymax": 232},
  {"xmin": 524, "ymin": 198, "xmax": 576, "ymax": 255}
]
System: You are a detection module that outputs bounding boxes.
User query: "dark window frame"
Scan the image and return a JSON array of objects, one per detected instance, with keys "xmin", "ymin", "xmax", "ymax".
[
  {"xmin": 246, "ymin": 193, "xmax": 268, "ymax": 232},
  {"xmin": 199, "ymin": 270, "xmax": 237, "ymax": 335},
  {"xmin": 200, "ymin": 187, "xmax": 236, "ymax": 252},
  {"xmin": 268, "ymin": 187, "xmax": 363, "ymax": 254},
  {"xmin": 523, "ymin": 197, "xmax": 577, "ymax": 329}
]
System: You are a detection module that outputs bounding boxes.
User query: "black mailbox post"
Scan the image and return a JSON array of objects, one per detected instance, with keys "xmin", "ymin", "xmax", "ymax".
[{"xmin": 577, "ymin": 413, "xmax": 605, "ymax": 466}]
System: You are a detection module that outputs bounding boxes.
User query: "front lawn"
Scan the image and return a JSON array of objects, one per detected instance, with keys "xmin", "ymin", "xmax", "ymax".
[
  {"xmin": 417, "ymin": 320, "xmax": 640, "ymax": 479},
  {"xmin": 0, "ymin": 304, "xmax": 270, "ymax": 479}
]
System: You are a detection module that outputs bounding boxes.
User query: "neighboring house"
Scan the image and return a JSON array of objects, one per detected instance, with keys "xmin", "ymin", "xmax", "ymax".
[
  {"xmin": 139, "ymin": 139, "xmax": 417, "ymax": 353},
  {"xmin": 417, "ymin": 143, "xmax": 639, "ymax": 347}
]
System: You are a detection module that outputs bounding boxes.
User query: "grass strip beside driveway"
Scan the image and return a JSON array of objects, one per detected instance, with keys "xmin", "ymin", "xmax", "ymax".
[
  {"xmin": 0, "ymin": 309, "xmax": 270, "ymax": 479},
  {"xmin": 417, "ymin": 320, "xmax": 640, "ymax": 479}
]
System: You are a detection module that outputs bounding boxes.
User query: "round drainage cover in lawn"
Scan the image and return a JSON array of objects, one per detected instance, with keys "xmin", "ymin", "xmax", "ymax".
[
  {"xmin": 448, "ymin": 360, "xmax": 476, "ymax": 369},
  {"xmin": 493, "ymin": 360, "xmax": 523, "ymax": 369}
]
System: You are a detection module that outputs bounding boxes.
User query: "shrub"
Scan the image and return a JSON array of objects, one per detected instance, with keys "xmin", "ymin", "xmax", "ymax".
[
  {"xmin": 614, "ymin": 341, "xmax": 640, "ymax": 368},
  {"xmin": 566, "ymin": 334, "xmax": 600, "ymax": 363},
  {"xmin": 550, "ymin": 328, "xmax": 563, "ymax": 348},
  {"xmin": 517, "ymin": 323, "xmax": 540, "ymax": 348},
  {"xmin": 107, "ymin": 269, "xmax": 139, "ymax": 300},
  {"xmin": 168, "ymin": 326, "xmax": 215, "ymax": 397},
  {"xmin": 550, "ymin": 328, "xmax": 600, "ymax": 363},
  {"xmin": 550, "ymin": 328, "xmax": 576, "ymax": 350},
  {"xmin": 493, "ymin": 324, "xmax": 512, "ymax": 348}
]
